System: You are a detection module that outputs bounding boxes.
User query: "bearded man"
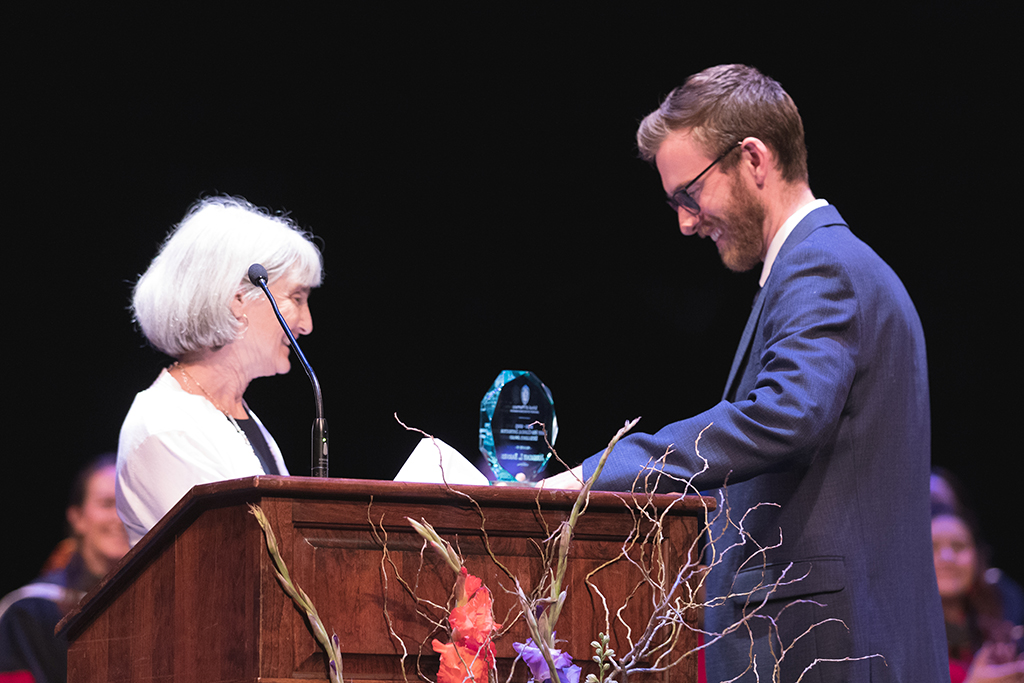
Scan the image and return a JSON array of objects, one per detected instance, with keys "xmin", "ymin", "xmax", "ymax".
[{"xmin": 545, "ymin": 64, "xmax": 948, "ymax": 682}]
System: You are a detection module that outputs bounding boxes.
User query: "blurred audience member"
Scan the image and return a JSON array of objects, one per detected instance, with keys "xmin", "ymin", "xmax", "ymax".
[
  {"xmin": 0, "ymin": 454, "xmax": 130, "ymax": 683},
  {"xmin": 933, "ymin": 502, "xmax": 1024, "ymax": 683},
  {"xmin": 932, "ymin": 468, "xmax": 1024, "ymax": 628}
]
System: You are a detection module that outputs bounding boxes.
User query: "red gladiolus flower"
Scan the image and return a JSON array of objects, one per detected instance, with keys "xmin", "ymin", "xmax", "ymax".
[
  {"xmin": 433, "ymin": 639, "xmax": 489, "ymax": 683},
  {"xmin": 436, "ymin": 568, "xmax": 501, "ymax": 682},
  {"xmin": 455, "ymin": 566, "xmax": 483, "ymax": 605},
  {"xmin": 450, "ymin": 583, "xmax": 501, "ymax": 652}
]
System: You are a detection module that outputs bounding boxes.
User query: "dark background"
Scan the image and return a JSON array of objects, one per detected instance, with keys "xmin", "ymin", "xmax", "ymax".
[{"xmin": 5, "ymin": 6, "xmax": 1019, "ymax": 598}]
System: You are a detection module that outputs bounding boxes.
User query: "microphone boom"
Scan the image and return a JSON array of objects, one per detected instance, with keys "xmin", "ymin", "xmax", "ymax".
[{"xmin": 248, "ymin": 263, "xmax": 329, "ymax": 477}]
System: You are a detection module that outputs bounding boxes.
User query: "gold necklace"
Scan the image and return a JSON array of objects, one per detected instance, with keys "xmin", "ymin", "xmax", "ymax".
[{"xmin": 171, "ymin": 362, "xmax": 256, "ymax": 454}]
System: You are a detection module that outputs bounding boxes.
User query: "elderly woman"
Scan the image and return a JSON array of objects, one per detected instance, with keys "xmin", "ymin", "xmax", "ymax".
[{"xmin": 116, "ymin": 196, "xmax": 322, "ymax": 546}]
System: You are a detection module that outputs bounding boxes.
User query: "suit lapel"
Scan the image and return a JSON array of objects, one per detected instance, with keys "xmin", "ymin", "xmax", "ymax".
[
  {"xmin": 720, "ymin": 205, "xmax": 848, "ymax": 402},
  {"xmin": 722, "ymin": 286, "xmax": 766, "ymax": 401}
]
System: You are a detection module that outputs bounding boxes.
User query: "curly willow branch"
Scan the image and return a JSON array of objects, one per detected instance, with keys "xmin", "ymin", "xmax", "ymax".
[
  {"xmin": 395, "ymin": 413, "xmax": 519, "ymax": 585},
  {"xmin": 366, "ymin": 500, "xmax": 411, "ymax": 681},
  {"xmin": 377, "ymin": 418, "xmax": 880, "ymax": 683}
]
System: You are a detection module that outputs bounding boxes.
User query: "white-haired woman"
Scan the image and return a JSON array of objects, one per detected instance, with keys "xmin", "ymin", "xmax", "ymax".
[{"xmin": 116, "ymin": 196, "xmax": 323, "ymax": 546}]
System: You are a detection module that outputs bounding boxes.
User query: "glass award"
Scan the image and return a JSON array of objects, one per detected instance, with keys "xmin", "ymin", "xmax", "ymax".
[{"xmin": 479, "ymin": 370, "xmax": 557, "ymax": 484}]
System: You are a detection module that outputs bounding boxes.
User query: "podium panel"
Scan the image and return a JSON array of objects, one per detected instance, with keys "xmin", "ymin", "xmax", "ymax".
[{"xmin": 62, "ymin": 477, "xmax": 711, "ymax": 682}]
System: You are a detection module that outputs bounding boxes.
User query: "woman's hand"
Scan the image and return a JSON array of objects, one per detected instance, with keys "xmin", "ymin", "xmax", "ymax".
[{"xmin": 964, "ymin": 641, "xmax": 1024, "ymax": 683}]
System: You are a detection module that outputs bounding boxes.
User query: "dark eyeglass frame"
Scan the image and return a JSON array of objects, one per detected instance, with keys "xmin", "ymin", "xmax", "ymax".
[{"xmin": 665, "ymin": 141, "xmax": 742, "ymax": 215}]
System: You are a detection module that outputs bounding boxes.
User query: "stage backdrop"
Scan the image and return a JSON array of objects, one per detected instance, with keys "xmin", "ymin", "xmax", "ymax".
[{"xmin": 4, "ymin": 5, "xmax": 1018, "ymax": 599}]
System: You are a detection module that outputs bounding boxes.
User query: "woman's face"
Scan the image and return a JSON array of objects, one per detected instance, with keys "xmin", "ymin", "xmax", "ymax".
[
  {"xmin": 237, "ymin": 272, "xmax": 314, "ymax": 379},
  {"xmin": 932, "ymin": 514, "xmax": 978, "ymax": 600},
  {"xmin": 67, "ymin": 465, "xmax": 130, "ymax": 574}
]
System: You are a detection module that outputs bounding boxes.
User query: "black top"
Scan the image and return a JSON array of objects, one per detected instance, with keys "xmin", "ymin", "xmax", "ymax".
[{"xmin": 237, "ymin": 412, "xmax": 281, "ymax": 476}]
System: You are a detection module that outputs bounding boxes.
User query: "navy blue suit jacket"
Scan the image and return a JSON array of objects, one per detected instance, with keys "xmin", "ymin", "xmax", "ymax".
[{"xmin": 583, "ymin": 205, "xmax": 948, "ymax": 682}]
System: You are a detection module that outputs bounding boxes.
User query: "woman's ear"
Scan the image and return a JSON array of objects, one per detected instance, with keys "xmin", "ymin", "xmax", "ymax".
[
  {"xmin": 67, "ymin": 505, "xmax": 85, "ymax": 536},
  {"xmin": 230, "ymin": 290, "xmax": 247, "ymax": 320}
]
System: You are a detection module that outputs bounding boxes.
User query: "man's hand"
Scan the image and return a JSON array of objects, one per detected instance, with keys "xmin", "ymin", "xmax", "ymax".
[{"xmin": 540, "ymin": 465, "xmax": 585, "ymax": 490}]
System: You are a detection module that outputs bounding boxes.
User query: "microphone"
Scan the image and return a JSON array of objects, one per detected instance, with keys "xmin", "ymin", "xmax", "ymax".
[{"xmin": 247, "ymin": 263, "xmax": 329, "ymax": 478}]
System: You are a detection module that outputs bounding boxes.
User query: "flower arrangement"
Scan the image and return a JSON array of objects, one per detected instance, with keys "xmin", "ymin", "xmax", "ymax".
[
  {"xmin": 513, "ymin": 635, "xmax": 581, "ymax": 683},
  {"xmin": 404, "ymin": 419, "xmax": 637, "ymax": 683},
  {"xmin": 408, "ymin": 518, "xmax": 501, "ymax": 683},
  {"xmin": 248, "ymin": 418, "xmax": 877, "ymax": 682}
]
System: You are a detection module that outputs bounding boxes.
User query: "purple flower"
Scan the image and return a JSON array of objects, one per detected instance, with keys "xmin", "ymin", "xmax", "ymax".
[{"xmin": 512, "ymin": 635, "xmax": 581, "ymax": 683}]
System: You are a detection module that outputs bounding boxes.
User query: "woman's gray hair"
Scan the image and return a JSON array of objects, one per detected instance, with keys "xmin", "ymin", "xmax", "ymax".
[{"xmin": 132, "ymin": 195, "xmax": 323, "ymax": 358}]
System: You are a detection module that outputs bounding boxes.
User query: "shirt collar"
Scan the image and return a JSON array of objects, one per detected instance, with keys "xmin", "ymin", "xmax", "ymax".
[{"xmin": 759, "ymin": 198, "xmax": 829, "ymax": 287}]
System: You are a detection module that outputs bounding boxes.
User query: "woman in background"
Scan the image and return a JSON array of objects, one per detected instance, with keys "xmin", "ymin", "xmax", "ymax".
[
  {"xmin": 0, "ymin": 454, "xmax": 130, "ymax": 683},
  {"xmin": 932, "ymin": 503, "xmax": 1024, "ymax": 682},
  {"xmin": 116, "ymin": 196, "xmax": 322, "ymax": 546}
]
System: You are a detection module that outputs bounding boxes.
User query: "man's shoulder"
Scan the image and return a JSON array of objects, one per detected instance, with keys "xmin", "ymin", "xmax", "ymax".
[
  {"xmin": 780, "ymin": 213, "xmax": 894, "ymax": 281},
  {"xmin": 770, "ymin": 211, "xmax": 921, "ymax": 327}
]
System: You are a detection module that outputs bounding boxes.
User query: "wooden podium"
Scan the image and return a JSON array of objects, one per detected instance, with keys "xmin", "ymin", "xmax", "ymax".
[{"xmin": 61, "ymin": 477, "xmax": 711, "ymax": 682}]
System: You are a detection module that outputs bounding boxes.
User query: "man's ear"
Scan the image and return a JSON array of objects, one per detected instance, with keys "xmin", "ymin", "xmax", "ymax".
[{"xmin": 739, "ymin": 136, "xmax": 772, "ymax": 188}]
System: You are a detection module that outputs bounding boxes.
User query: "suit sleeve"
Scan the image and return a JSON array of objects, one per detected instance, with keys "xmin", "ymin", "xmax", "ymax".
[{"xmin": 582, "ymin": 241, "xmax": 859, "ymax": 492}]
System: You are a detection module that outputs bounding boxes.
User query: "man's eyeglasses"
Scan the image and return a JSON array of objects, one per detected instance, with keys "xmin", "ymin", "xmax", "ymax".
[{"xmin": 665, "ymin": 142, "xmax": 741, "ymax": 215}]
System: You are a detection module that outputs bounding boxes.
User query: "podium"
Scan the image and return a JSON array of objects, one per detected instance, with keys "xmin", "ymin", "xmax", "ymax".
[{"xmin": 62, "ymin": 476, "xmax": 711, "ymax": 682}]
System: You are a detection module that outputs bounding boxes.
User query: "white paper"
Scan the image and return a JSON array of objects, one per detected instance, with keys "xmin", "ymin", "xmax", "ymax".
[{"xmin": 393, "ymin": 437, "xmax": 489, "ymax": 486}]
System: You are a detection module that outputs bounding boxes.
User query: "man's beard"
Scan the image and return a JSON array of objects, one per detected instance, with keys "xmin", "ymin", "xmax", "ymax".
[{"xmin": 707, "ymin": 172, "xmax": 766, "ymax": 273}]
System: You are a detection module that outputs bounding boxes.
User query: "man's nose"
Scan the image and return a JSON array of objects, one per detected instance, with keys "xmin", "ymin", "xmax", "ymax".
[{"xmin": 678, "ymin": 207, "xmax": 700, "ymax": 236}]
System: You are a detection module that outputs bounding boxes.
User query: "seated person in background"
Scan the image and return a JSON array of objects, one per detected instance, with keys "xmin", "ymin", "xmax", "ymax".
[
  {"xmin": 117, "ymin": 196, "xmax": 323, "ymax": 546},
  {"xmin": 932, "ymin": 502, "xmax": 1024, "ymax": 683},
  {"xmin": 932, "ymin": 467, "xmax": 1024, "ymax": 629},
  {"xmin": 0, "ymin": 454, "xmax": 130, "ymax": 683}
]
